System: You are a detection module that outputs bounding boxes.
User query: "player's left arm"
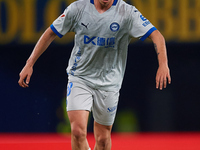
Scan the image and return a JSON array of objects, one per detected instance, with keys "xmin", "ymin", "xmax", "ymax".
[{"xmin": 148, "ymin": 30, "xmax": 171, "ymax": 90}]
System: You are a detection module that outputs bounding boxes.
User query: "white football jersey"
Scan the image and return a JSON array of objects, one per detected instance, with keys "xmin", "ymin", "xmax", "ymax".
[{"xmin": 51, "ymin": 0, "xmax": 157, "ymax": 91}]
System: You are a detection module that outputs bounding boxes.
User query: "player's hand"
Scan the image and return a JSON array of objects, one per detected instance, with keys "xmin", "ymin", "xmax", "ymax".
[
  {"xmin": 155, "ymin": 64, "xmax": 171, "ymax": 90},
  {"xmin": 18, "ymin": 64, "xmax": 33, "ymax": 88}
]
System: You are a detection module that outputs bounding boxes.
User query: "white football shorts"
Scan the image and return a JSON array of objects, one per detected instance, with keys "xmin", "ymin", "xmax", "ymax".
[{"xmin": 66, "ymin": 81, "xmax": 119, "ymax": 126}]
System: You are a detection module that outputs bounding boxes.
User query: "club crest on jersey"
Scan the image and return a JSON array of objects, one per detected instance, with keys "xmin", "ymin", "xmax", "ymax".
[{"xmin": 110, "ymin": 22, "xmax": 120, "ymax": 32}]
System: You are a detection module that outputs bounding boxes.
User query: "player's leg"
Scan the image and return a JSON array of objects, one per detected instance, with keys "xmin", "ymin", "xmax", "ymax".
[
  {"xmin": 68, "ymin": 110, "xmax": 90, "ymax": 150},
  {"xmin": 93, "ymin": 121, "xmax": 112, "ymax": 150},
  {"xmin": 66, "ymin": 81, "xmax": 93, "ymax": 150},
  {"xmin": 92, "ymin": 90, "xmax": 119, "ymax": 150}
]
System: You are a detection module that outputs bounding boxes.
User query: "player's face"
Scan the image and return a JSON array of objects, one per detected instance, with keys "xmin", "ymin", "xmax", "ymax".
[{"xmin": 97, "ymin": 0, "xmax": 114, "ymax": 8}]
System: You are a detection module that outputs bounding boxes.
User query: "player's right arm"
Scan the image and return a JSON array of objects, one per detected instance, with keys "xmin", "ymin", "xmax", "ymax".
[{"xmin": 18, "ymin": 27, "xmax": 57, "ymax": 88}]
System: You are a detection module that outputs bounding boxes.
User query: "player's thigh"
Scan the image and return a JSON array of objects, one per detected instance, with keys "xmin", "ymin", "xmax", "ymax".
[
  {"xmin": 66, "ymin": 81, "xmax": 93, "ymax": 133},
  {"xmin": 68, "ymin": 110, "xmax": 90, "ymax": 134},
  {"xmin": 94, "ymin": 121, "xmax": 112, "ymax": 135}
]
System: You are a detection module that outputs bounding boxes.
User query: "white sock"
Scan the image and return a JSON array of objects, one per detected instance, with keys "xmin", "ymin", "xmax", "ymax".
[{"xmin": 88, "ymin": 148, "xmax": 91, "ymax": 150}]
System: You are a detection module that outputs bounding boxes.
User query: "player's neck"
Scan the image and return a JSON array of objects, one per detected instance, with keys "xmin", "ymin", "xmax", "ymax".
[{"xmin": 94, "ymin": 0, "xmax": 114, "ymax": 14}]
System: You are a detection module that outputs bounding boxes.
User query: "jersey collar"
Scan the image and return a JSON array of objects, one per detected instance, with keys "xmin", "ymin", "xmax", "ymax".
[{"xmin": 90, "ymin": 0, "xmax": 118, "ymax": 6}]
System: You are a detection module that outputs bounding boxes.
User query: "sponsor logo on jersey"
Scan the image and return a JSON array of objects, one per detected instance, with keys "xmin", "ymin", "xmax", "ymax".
[
  {"xmin": 140, "ymin": 15, "xmax": 150, "ymax": 27},
  {"xmin": 84, "ymin": 35, "xmax": 115, "ymax": 48},
  {"xmin": 107, "ymin": 105, "xmax": 117, "ymax": 113},
  {"xmin": 81, "ymin": 23, "xmax": 89, "ymax": 29},
  {"xmin": 142, "ymin": 21, "xmax": 150, "ymax": 27},
  {"xmin": 110, "ymin": 22, "xmax": 120, "ymax": 32},
  {"xmin": 140, "ymin": 15, "xmax": 147, "ymax": 21},
  {"xmin": 70, "ymin": 48, "xmax": 81, "ymax": 76}
]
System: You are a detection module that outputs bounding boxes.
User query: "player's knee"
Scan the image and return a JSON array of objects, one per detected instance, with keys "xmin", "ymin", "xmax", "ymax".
[
  {"xmin": 96, "ymin": 134, "xmax": 110, "ymax": 147},
  {"xmin": 71, "ymin": 126, "xmax": 87, "ymax": 141}
]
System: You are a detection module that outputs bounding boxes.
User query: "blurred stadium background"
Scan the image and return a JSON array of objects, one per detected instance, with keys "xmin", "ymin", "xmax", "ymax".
[{"xmin": 0, "ymin": 0, "xmax": 200, "ymax": 149}]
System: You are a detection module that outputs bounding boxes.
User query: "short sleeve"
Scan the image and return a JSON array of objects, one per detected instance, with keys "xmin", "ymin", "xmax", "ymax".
[
  {"xmin": 128, "ymin": 7, "xmax": 157, "ymax": 41},
  {"xmin": 50, "ymin": 3, "xmax": 77, "ymax": 38}
]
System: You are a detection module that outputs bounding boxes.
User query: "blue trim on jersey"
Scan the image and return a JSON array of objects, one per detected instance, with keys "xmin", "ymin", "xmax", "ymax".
[
  {"xmin": 90, "ymin": 0, "xmax": 118, "ymax": 6},
  {"xmin": 50, "ymin": 24, "xmax": 63, "ymax": 38},
  {"xmin": 90, "ymin": 0, "xmax": 94, "ymax": 4},
  {"xmin": 112, "ymin": 0, "xmax": 118, "ymax": 6},
  {"xmin": 140, "ymin": 27, "xmax": 157, "ymax": 41}
]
